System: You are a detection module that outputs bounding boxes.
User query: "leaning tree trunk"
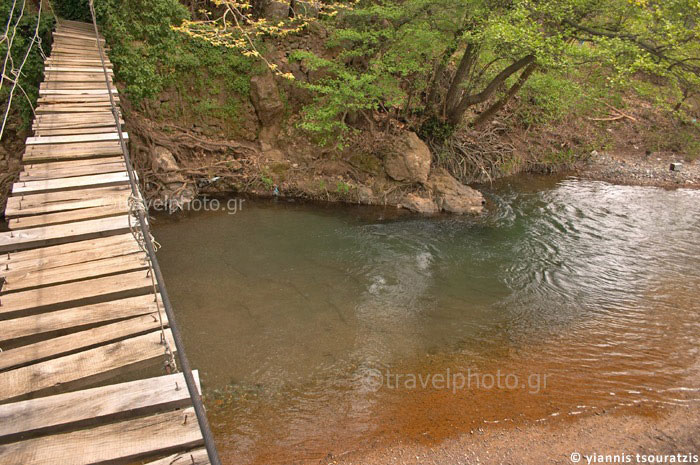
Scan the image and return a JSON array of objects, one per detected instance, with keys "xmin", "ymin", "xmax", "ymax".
[
  {"xmin": 443, "ymin": 43, "xmax": 479, "ymax": 117},
  {"xmin": 446, "ymin": 54, "xmax": 535, "ymax": 126},
  {"xmin": 472, "ymin": 62, "xmax": 537, "ymax": 128}
]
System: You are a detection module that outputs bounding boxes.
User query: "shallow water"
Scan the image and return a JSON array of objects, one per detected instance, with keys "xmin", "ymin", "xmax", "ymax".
[{"xmin": 154, "ymin": 176, "xmax": 700, "ymax": 464}]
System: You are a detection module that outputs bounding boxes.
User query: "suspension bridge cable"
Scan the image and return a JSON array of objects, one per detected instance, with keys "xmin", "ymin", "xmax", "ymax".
[
  {"xmin": 0, "ymin": 0, "xmax": 26, "ymax": 91},
  {"xmin": 0, "ymin": 0, "xmax": 40, "ymax": 141},
  {"xmin": 85, "ymin": 2, "xmax": 223, "ymax": 463},
  {"xmin": 0, "ymin": 0, "xmax": 19, "ymax": 44}
]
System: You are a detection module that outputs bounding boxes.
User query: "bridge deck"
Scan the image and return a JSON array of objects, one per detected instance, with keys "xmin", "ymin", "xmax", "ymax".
[{"xmin": 0, "ymin": 19, "xmax": 209, "ymax": 464}]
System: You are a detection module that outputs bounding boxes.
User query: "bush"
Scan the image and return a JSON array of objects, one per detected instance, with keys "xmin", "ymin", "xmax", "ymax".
[
  {"xmin": 0, "ymin": 4, "xmax": 55, "ymax": 130},
  {"xmin": 53, "ymin": 0, "xmax": 90, "ymax": 22}
]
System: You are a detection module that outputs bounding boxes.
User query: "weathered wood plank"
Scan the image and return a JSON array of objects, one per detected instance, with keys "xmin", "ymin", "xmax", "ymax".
[
  {"xmin": 6, "ymin": 184, "xmax": 129, "ymax": 215},
  {"xmin": 1, "ymin": 250, "xmax": 147, "ymax": 291},
  {"xmin": 39, "ymin": 89, "xmax": 118, "ymax": 96},
  {"xmin": 26, "ymin": 132, "xmax": 126, "ymax": 146},
  {"xmin": 0, "ymin": 215, "xmax": 132, "ymax": 253},
  {"xmin": 19, "ymin": 160, "xmax": 125, "ymax": 181},
  {"xmin": 0, "ymin": 268, "xmax": 154, "ymax": 317},
  {"xmin": 23, "ymin": 140, "xmax": 123, "ymax": 161},
  {"xmin": 44, "ymin": 67, "xmax": 113, "ymax": 73},
  {"xmin": 0, "ymin": 312, "xmax": 169, "ymax": 371},
  {"xmin": 0, "ymin": 406, "xmax": 202, "ymax": 465},
  {"xmin": 0, "ymin": 329, "xmax": 176, "ymax": 403},
  {"xmin": 40, "ymin": 82, "xmax": 110, "ymax": 90},
  {"xmin": 1, "ymin": 294, "xmax": 160, "ymax": 343},
  {"xmin": 145, "ymin": 448, "xmax": 210, "ymax": 465},
  {"xmin": 11, "ymin": 171, "xmax": 129, "ymax": 195},
  {"xmin": 0, "ymin": 371, "xmax": 198, "ymax": 442},
  {"xmin": 8, "ymin": 203, "xmax": 129, "ymax": 229},
  {"xmin": 5, "ymin": 193, "xmax": 128, "ymax": 218},
  {"xmin": 0, "ymin": 233, "xmax": 136, "ymax": 265},
  {"xmin": 33, "ymin": 126, "xmax": 123, "ymax": 137}
]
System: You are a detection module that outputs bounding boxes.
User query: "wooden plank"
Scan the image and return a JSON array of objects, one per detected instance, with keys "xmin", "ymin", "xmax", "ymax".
[
  {"xmin": 0, "ymin": 268, "xmax": 154, "ymax": 317},
  {"xmin": 0, "ymin": 371, "xmax": 198, "ymax": 442},
  {"xmin": 21, "ymin": 156, "xmax": 124, "ymax": 171},
  {"xmin": 0, "ymin": 329, "xmax": 176, "ymax": 403},
  {"xmin": 5, "ymin": 185, "xmax": 130, "ymax": 215},
  {"xmin": 145, "ymin": 448, "xmax": 210, "ymax": 465},
  {"xmin": 33, "ymin": 126, "xmax": 123, "ymax": 137},
  {"xmin": 44, "ymin": 67, "xmax": 113, "ymax": 73},
  {"xmin": 8, "ymin": 203, "xmax": 129, "ymax": 229},
  {"xmin": 0, "ymin": 294, "xmax": 160, "ymax": 343},
  {"xmin": 33, "ymin": 115, "xmax": 120, "ymax": 127},
  {"xmin": 0, "ymin": 406, "xmax": 202, "ymax": 465},
  {"xmin": 1, "ymin": 249, "xmax": 147, "ymax": 291},
  {"xmin": 35, "ymin": 105, "xmax": 116, "ymax": 115},
  {"xmin": 23, "ymin": 140, "xmax": 123, "ymax": 161},
  {"xmin": 26, "ymin": 132, "xmax": 126, "ymax": 146},
  {"xmin": 12, "ymin": 171, "xmax": 129, "ymax": 194},
  {"xmin": 53, "ymin": 31, "xmax": 106, "ymax": 42},
  {"xmin": 0, "ymin": 236, "xmax": 139, "ymax": 278},
  {"xmin": 41, "ymin": 82, "xmax": 110, "ymax": 90},
  {"xmin": 39, "ymin": 88, "xmax": 118, "ymax": 95},
  {"xmin": 0, "ymin": 312, "xmax": 169, "ymax": 371},
  {"xmin": 0, "ymin": 215, "xmax": 132, "ymax": 253},
  {"xmin": 19, "ymin": 160, "xmax": 125, "ymax": 181},
  {"xmin": 5, "ymin": 194, "xmax": 128, "ymax": 219},
  {"xmin": 11, "ymin": 171, "xmax": 129, "ymax": 195},
  {"xmin": 37, "ymin": 95, "xmax": 117, "ymax": 104}
]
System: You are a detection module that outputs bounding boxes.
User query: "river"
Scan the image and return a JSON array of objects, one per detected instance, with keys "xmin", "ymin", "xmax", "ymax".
[{"xmin": 153, "ymin": 176, "xmax": 700, "ymax": 464}]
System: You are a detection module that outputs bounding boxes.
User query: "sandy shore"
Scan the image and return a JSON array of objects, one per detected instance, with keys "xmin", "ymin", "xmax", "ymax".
[{"xmin": 329, "ymin": 402, "xmax": 700, "ymax": 465}]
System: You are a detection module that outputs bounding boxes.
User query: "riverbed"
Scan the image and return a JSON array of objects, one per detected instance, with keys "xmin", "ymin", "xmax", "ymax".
[{"xmin": 153, "ymin": 176, "xmax": 700, "ymax": 464}]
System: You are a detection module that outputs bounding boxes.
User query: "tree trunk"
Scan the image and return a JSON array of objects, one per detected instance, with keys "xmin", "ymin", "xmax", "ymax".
[
  {"xmin": 426, "ymin": 27, "xmax": 466, "ymax": 112},
  {"xmin": 447, "ymin": 54, "xmax": 535, "ymax": 126},
  {"xmin": 443, "ymin": 43, "xmax": 479, "ymax": 116},
  {"xmin": 472, "ymin": 62, "xmax": 536, "ymax": 128}
]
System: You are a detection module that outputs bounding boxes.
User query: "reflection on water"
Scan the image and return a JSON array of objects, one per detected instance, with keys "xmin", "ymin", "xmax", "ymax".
[{"xmin": 154, "ymin": 176, "xmax": 700, "ymax": 464}]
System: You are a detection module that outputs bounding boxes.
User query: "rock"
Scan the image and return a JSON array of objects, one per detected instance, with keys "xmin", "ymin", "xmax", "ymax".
[
  {"xmin": 428, "ymin": 168, "xmax": 484, "ymax": 214},
  {"xmin": 293, "ymin": 1, "xmax": 319, "ymax": 17},
  {"xmin": 384, "ymin": 131, "xmax": 431, "ymax": 184},
  {"xmin": 250, "ymin": 72, "xmax": 285, "ymax": 145},
  {"xmin": 151, "ymin": 146, "xmax": 180, "ymax": 172},
  {"xmin": 357, "ymin": 185, "xmax": 374, "ymax": 204},
  {"xmin": 263, "ymin": 1, "xmax": 290, "ymax": 20},
  {"xmin": 401, "ymin": 193, "xmax": 439, "ymax": 214}
]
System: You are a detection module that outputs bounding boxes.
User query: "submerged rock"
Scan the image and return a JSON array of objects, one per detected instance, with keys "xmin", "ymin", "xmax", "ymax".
[
  {"xmin": 428, "ymin": 168, "xmax": 484, "ymax": 214},
  {"xmin": 401, "ymin": 193, "xmax": 439, "ymax": 214},
  {"xmin": 384, "ymin": 131, "xmax": 431, "ymax": 184}
]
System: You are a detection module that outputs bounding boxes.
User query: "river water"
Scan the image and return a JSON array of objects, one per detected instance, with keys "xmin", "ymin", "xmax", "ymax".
[{"xmin": 153, "ymin": 176, "xmax": 700, "ymax": 464}]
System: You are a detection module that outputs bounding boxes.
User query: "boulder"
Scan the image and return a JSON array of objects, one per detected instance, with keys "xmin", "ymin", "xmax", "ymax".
[
  {"xmin": 263, "ymin": 1, "xmax": 290, "ymax": 20},
  {"xmin": 357, "ymin": 185, "xmax": 375, "ymax": 204},
  {"xmin": 401, "ymin": 193, "xmax": 439, "ymax": 214},
  {"xmin": 250, "ymin": 72, "xmax": 285, "ymax": 145},
  {"xmin": 428, "ymin": 168, "xmax": 484, "ymax": 214},
  {"xmin": 151, "ymin": 146, "xmax": 180, "ymax": 172},
  {"xmin": 293, "ymin": 1, "xmax": 319, "ymax": 17},
  {"xmin": 384, "ymin": 131, "xmax": 431, "ymax": 184},
  {"xmin": 150, "ymin": 146, "xmax": 195, "ymax": 211}
]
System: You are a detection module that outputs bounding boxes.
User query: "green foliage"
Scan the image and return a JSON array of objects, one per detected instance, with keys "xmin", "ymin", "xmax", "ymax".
[
  {"xmin": 92, "ymin": 0, "xmax": 254, "ymax": 125},
  {"xmin": 286, "ymin": 0, "xmax": 699, "ymax": 140},
  {"xmin": 336, "ymin": 181, "xmax": 350, "ymax": 195},
  {"xmin": 0, "ymin": 3, "xmax": 55, "ymax": 131},
  {"xmin": 53, "ymin": 0, "xmax": 90, "ymax": 22}
]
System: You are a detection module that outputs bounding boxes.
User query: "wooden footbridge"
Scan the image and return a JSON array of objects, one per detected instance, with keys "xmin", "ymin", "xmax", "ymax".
[{"xmin": 0, "ymin": 19, "xmax": 216, "ymax": 464}]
